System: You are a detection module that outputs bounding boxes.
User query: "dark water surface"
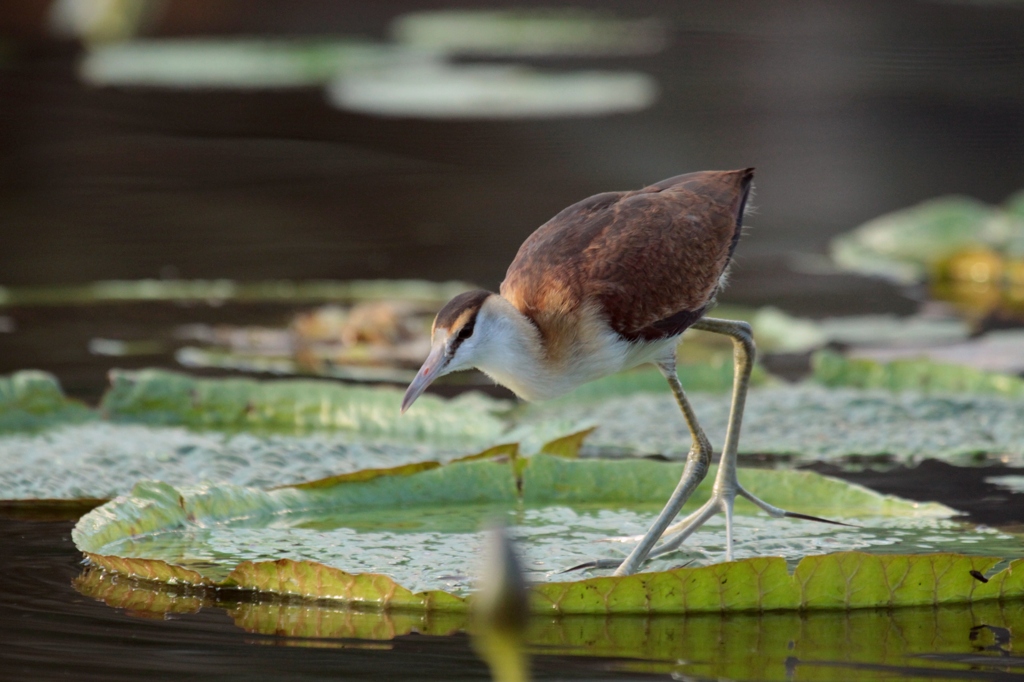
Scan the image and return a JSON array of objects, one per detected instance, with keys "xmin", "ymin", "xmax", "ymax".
[
  {"xmin": 4, "ymin": 1, "xmax": 1024, "ymax": 680},
  {"xmin": 1, "ymin": 520, "xmax": 652, "ymax": 681}
]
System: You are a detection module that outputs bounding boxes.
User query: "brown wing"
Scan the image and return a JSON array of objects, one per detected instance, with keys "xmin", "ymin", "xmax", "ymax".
[{"xmin": 500, "ymin": 169, "xmax": 754, "ymax": 342}]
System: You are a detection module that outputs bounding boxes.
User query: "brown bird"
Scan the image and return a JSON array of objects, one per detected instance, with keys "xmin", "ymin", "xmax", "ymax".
[{"xmin": 402, "ymin": 169, "xmax": 804, "ymax": 576}]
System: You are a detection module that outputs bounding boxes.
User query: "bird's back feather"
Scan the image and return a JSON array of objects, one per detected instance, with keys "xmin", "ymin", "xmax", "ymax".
[{"xmin": 500, "ymin": 169, "xmax": 753, "ymax": 346}]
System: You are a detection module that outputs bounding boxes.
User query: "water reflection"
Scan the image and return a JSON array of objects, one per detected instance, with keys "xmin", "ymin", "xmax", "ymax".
[{"xmin": 74, "ymin": 566, "xmax": 1024, "ymax": 681}]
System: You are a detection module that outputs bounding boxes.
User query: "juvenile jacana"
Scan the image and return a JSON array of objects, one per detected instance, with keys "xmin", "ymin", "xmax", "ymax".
[{"xmin": 402, "ymin": 169, "xmax": 804, "ymax": 576}]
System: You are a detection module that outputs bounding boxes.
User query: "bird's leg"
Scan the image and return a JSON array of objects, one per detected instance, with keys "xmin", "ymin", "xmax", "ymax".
[
  {"xmin": 682, "ymin": 317, "xmax": 756, "ymax": 560},
  {"xmin": 612, "ymin": 357, "xmax": 713, "ymax": 577},
  {"xmin": 580, "ymin": 318, "xmax": 844, "ymax": 575},
  {"xmin": 611, "ymin": 317, "xmax": 755, "ymax": 575},
  {"xmin": 652, "ymin": 317, "xmax": 842, "ymax": 562}
]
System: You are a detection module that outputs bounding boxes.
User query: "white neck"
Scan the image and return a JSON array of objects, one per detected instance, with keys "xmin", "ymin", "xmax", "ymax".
[
  {"xmin": 457, "ymin": 295, "xmax": 675, "ymax": 402},
  {"xmin": 467, "ymin": 296, "xmax": 552, "ymax": 401}
]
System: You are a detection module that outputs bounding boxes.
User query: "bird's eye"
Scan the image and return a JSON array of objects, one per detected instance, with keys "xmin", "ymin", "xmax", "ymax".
[{"xmin": 455, "ymin": 325, "xmax": 473, "ymax": 342}]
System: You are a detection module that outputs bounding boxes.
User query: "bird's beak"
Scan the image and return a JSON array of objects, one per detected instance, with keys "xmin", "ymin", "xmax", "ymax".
[{"xmin": 401, "ymin": 340, "xmax": 448, "ymax": 413}]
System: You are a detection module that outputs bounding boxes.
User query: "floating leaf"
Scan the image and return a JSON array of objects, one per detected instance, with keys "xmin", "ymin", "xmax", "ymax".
[
  {"xmin": 529, "ymin": 553, "xmax": 1024, "ymax": 614},
  {"xmin": 985, "ymin": 475, "xmax": 1024, "ymax": 494},
  {"xmin": 8, "ymin": 358, "xmax": 1024, "ymax": 505},
  {"xmin": 520, "ymin": 381, "xmax": 1024, "ymax": 463},
  {"xmin": 813, "ymin": 349, "xmax": 1024, "ymax": 396},
  {"xmin": 710, "ymin": 306, "xmax": 968, "ymax": 354},
  {"xmin": 80, "ymin": 39, "xmax": 423, "ymax": 89},
  {"xmin": 72, "ymin": 455, "xmax": 1024, "ymax": 614},
  {"xmin": 0, "ymin": 421, "xmax": 491, "ymax": 501},
  {"xmin": 101, "ymin": 368, "xmax": 508, "ymax": 440},
  {"xmin": 847, "ymin": 328, "xmax": 1024, "ymax": 376},
  {"xmin": 328, "ymin": 64, "xmax": 657, "ymax": 120},
  {"xmin": 831, "ymin": 196, "xmax": 1011, "ymax": 284},
  {"xmin": 0, "ymin": 370, "xmax": 93, "ymax": 433},
  {"xmin": 391, "ymin": 9, "xmax": 666, "ymax": 57},
  {"xmin": 0, "ymin": 279, "xmax": 472, "ymax": 308},
  {"xmin": 548, "ymin": 359, "xmax": 769, "ymax": 403}
]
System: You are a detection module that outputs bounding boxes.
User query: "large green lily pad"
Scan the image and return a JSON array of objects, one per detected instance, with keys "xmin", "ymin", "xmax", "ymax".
[
  {"xmin": 6, "ymin": 355, "xmax": 1024, "ymax": 503},
  {"xmin": 0, "ymin": 366, "xmax": 513, "ymax": 502},
  {"xmin": 0, "ymin": 422, "xmax": 492, "ymax": 502},
  {"xmin": 72, "ymin": 454, "xmax": 1024, "ymax": 614}
]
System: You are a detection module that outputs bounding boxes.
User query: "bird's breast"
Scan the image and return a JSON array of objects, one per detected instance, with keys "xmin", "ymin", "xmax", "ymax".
[{"xmin": 478, "ymin": 322, "xmax": 677, "ymax": 402}]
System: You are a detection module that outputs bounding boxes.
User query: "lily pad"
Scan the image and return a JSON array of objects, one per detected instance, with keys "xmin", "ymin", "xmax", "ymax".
[
  {"xmin": 813, "ymin": 349, "xmax": 1024, "ymax": 396},
  {"xmin": 0, "ymin": 369, "xmax": 514, "ymax": 502},
  {"xmin": 72, "ymin": 454, "xmax": 1024, "ymax": 613},
  {"xmin": 0, "ymin": 371, "xmax": 93, "ymax": 433},
  {"xmin": 545, "ymin": 358, "xmax": 769, "ymax": 404},
  {"xmin": 848, "ymin": 329, "xmax": 1024, "ymax": 376},
  {"xmin": 523, "ymin": 381, "xmax": 1024, "ymax": 463},
  {"xmin": 328, "ymin": 63, "xmax": 657, "ymax": 120},
  {"xmin": 101, "ymin": 368, "xmax": 507, "ymax": 440},
  {"xmin": 0, "ymin": 279, "xmax": 472, "ymax": 308},
  {"xmin": 0, "ymin": 422, "xmax": 490, "ymax": 501},
  {"xmin": 391, "ymin": 9, "xmax": 667, "ymax": 57},
  {"xmin": 80, "ymin": 39, "xmax": 423, "ymax": 89},
  {"xmin": 831, "ymin": 196, "xmax": 1016, "ymax": 284}
]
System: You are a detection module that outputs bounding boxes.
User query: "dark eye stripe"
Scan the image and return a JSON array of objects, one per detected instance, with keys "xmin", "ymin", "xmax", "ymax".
[{"xmin": 449, "ymin": 316, "xmax": 476, "ymax": 354}]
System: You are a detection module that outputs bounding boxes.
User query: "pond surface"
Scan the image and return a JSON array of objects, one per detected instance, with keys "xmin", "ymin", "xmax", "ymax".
[{"xmin": 4, "ymin": 1, "xmax": 1024, "ymax": 680}]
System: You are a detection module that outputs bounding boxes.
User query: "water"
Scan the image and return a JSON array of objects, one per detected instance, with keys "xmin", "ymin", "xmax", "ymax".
[{"xmin": 4, "ymin": 2, "xmax": 1024, "ymax": 679}]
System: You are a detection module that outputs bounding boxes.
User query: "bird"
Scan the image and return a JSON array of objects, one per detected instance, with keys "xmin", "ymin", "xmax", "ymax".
[{"xmin": 401, "ymin": 169, "xmax": 808, "ymax": 576}]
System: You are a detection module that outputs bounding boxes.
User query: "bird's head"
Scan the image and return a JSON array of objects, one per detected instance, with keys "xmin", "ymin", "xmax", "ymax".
[{"xmin": 401, "ymin": 289, "xmax": 494, "ymax": 413}]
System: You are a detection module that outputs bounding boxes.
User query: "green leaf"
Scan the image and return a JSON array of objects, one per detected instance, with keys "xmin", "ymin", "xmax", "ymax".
[
  {"xmin": 101, "ymin": 368, "xmax": 508, "ymax": 440},
  {"xmin": 547, "ymin": 360, "xmax": 769, "ymax": 402},
  {"xmin": 72, "ymin": 455, "xmax": 1024, "ymax": 614},
  {"xmin": 830, "ymin": 196, "xmax": 1008, "ymax": 283},
  {"xmin": 813, "ymin": 349, "xmax": 1024, "ymax": 396},
  {"xmin": 10, "ymin": 358, "xmax": 1024, "ymax": 504},
  {"xmin": 0, "ymin": 278, "xmax": 472, "ymax": 307},
  {"xmin": 518, "ymin": 381, "xmax": 1024, "ymax": 463},
  {"xmin": 0, "ymin": 370, "xmax": 94, "ymax": 433},
  {"xmin": 392, "ymin": 10, "xmax": 665, "ymax": 57},
  {"xmin": 81, "ymin": 40, "xmax": 423, "ymax": 89},
  {"xmin": 0, "ymin": 420, "xmax": 505, "ymax": 502},
  {"xmin": 519, "ymin": 456, "xmax": 950, "ymax": 516}
]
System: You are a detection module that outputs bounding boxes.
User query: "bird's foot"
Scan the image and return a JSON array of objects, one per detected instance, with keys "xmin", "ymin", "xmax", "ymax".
[
  {"xmin": 565, "ymin": 482, "xmax": 851, "ymax": 575},
  {"xmin": 642, "ymin": 482, "xmax": 852, "ymax": 566}
]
